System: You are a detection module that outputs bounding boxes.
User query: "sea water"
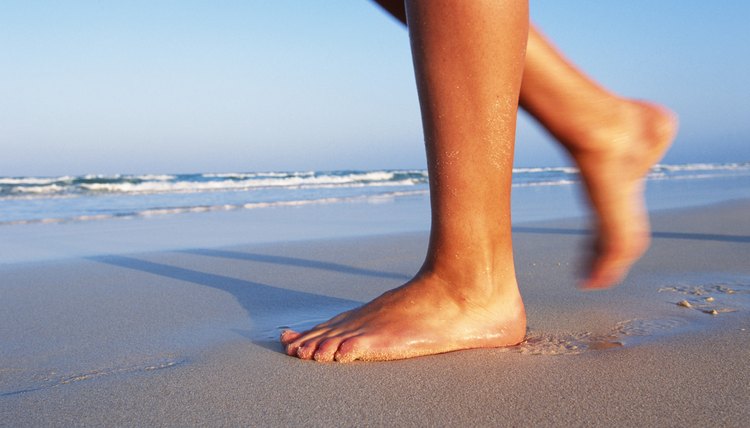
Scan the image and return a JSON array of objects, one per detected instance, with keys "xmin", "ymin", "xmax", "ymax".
[
  {"xmin": 0, "ymin": 162, "xmax": 748, "ymax": 263},
  {"xmin": 2, "ymin": 162, "xmax": 749, "ymax": 226}
]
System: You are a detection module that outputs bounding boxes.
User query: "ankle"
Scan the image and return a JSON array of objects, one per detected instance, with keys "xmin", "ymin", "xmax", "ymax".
[
  {"xmin": 562, "ymin": 97, "xmax": 676, "ymax": 157},
  {"xmin": 560, "ymin": 96, "xmax": 634, "ymax": 154},
  {"xmin": 420, "ymin": 250, "xmax": 518, "ymax": 300}
]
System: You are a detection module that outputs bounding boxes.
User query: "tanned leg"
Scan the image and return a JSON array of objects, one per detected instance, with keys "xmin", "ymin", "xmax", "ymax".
[
  {"xmin": 372, "ymin": 1, "xmax": 677, "ymax": 289},
  {"xmin": 281, "ymin": 0, "xmax": 529, "ymax": 362},
  {"xmin": 519, "ymin": 28, "xmax": 676, "ymax": 288}
]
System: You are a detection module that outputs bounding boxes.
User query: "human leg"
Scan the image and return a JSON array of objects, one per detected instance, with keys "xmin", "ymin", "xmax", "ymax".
[
  {"xmin": 520, "ymin": 27, "xmax": 677, "ymax": 289},
  {"xmin": 281, "ymin": 0, "xmax": 529, "ymax": 362},
  {"xmin": 371, "ymin": 0, "xmax": 677, "ymax": 288}
]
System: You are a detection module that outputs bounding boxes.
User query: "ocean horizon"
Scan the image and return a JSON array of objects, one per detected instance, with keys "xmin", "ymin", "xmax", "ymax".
[{"xmin": 2, "ymin": 162, "xmax": 749, "ymax": 227}]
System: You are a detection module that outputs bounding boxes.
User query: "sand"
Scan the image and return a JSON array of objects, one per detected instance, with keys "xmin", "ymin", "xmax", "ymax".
[{"xmin": 1, "ymin": 201, "xmax": 749, "ymax": 426}]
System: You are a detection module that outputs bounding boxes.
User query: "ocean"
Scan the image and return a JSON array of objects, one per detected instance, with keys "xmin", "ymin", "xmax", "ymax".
[{"xmin": 2, "ymin": 162, "xmax": 749, "ymax": 226}]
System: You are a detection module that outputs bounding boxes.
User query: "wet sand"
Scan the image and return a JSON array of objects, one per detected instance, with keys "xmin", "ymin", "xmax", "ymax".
[{"xmin": 1, "ymin": 200, "xmax": 749, "ymax": 426}]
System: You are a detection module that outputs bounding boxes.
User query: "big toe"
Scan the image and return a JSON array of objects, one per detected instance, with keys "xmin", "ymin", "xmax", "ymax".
[
  {"xmin": 581, "ymin": 248, "xmax": 635, "ymax": 290},
  {"xmin": 581, "ymin": 263, "xmax": 628, "ymax": 290}
]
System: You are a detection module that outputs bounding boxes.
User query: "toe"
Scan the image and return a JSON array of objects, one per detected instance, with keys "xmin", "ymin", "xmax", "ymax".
[
  {"xmin": 280, "ymin": 330, "xmax": 301, "ymax": 345},
  {"xmin": 286, "ymin": 328, "xmax": 332, "ymax": 357},
  {"xmin": 581, "ymin": 232, "xmax": 647, "ymax": 290},
  {"xmin": 313, "ymin": 337, "xmax": 344, "ymax": 362},
  {"xmin": 582, "ymin": 255, "xmax": 629, "ymax": 290},
  {"xmin": 334, "ymin": 336, "xmax": 364, "ymax": 363},
  {"xmin": 285, "ymin": 340, "xmax": 302, "ymax": 356},
  {"xmin": 581, "ymin": 271, "xmax": 619, "ymax": 290},
  {"xmin": 296, "ymin": 337, "xmax": 325, "ymax": 360},
  {"xmin": 287, "ymin": 327, "xmax": 329, "ymax": 349}
]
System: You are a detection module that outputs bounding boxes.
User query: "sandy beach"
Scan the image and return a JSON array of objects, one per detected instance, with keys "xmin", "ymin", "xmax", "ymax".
[
  {"xmin": 3, "ymin": 0, "xmax": 749, "ymax": 425},
  {"xmin": 1, "ymin": 200, "xmax": 749, "ymax": 426}
]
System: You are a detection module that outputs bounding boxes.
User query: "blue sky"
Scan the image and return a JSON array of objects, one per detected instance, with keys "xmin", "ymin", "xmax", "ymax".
[{"xmin": 1, "ymin": 1, "xmax": 748, "ymax": 176}]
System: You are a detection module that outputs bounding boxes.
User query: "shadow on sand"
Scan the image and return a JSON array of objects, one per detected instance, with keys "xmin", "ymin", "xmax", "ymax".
[
  {"xmin": 88, "ymin": 251, "xmax": 407, "ymax": 352},
  {"xmin": 513, "ymin": 226, "xmax": 750, "ymax": 244},
  {"xmin": 178, "ymin": 248, "xmax": 410, "ymax": 280},
  {"xmin": 88, "ymin": 226, "xmax": 747, "ymax": 353}
]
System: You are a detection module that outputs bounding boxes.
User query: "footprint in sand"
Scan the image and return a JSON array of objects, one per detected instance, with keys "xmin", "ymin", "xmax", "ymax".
[
  {"xmin": 659, "ymin": 280, "xmax": 750, "ymax": 315},
  {"xmin": 516, "ymin": 317, "xmax": 687, "ymax": 356},
  {"xmin": 516, "ymin": 279, "xmax": 749, "ymax": 356}
]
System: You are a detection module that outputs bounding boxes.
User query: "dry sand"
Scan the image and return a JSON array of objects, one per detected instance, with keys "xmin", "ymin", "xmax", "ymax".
[{"xmin": 1, "ymin": 201, "xmax": 749, "ymax": 426}]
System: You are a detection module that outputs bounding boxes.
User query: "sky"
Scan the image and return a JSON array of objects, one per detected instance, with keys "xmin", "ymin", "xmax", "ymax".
[{"xmin": 1, "ymin": 1, "xmax": 749, "ymax": 176}]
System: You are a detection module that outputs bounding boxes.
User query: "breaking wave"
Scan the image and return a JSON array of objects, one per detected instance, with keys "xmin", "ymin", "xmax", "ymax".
[{"xmin": 2, "ymin": 162, "xmax": 748, "ymax": 225}]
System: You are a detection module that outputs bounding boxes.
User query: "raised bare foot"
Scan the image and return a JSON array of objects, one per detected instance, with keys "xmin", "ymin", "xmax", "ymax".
[
  {"xmin": 280, "ymin": 270, "xmax": 526, "ymax": 362},
  {"xmin": 566, "ymin": 99, "xmax": 677, "ymax": 289}
]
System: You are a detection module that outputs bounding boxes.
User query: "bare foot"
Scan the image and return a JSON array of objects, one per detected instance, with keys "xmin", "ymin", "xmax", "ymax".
[
  {"xmin": 280, "ymin": 270, "xmax": 526, "ymax": 362},
  {"xmin": 566, "ymin": 99, "xmax": 678, "ymax": 289}
]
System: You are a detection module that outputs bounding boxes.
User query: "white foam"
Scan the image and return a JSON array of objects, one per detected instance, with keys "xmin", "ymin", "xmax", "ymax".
[
  {"xmin": 0, "ymin": 176, "xmax": 72, "ymax": 185},
  {"xmin": 203, "ymin": 172, "xmax": 262, "ymax": 179},
  {"xmin": 132, "ymin": 174, "xmax": 175, "ymax": 181},
  {"xmin": 513, "ymin": 166, "xmax": 579, "ymax": 174},
  {"xmin": 0, "ymin": 189, "xmax": 430, "ymax": 226},
  {"xmin": 653, "ymin": 162, "xmax": 750, "ymax": 172},
  {"xmin": 11, "ymin": 184, "xmax": 66, "ymax": 194},
  {"xmin": 512, "ymin": 179, "xmax": 578, "ymax": 188},
  {"xmin": 2, "ymin": 163, "xmax": 746, "ymax": 226},
  {"xmin": 82, "ymin": 174, "xmax": 119, "ymax": 180},
  {"xmin": 78, "ymin": 172, "xmax": 418, "ymax": 195},
  {"xmin": 647, "ymin": 172, "xmax": 747, "ymax": 181},
  {"xmin": 203, "ymin": 171, "xmax": 315, "ymax": 179}
]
